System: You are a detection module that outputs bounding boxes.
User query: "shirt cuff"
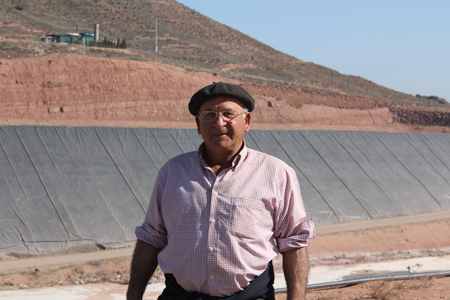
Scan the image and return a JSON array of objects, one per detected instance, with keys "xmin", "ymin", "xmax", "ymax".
[
  {"xmin": 276, "ymin": 220, "xmax": 316, "ymax": 253},
  {"xmin": 135, "ymin": 223, "xmax": 167, "ymax": 250}
]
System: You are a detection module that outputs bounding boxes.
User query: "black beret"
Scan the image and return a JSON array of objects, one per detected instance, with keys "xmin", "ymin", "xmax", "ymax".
[{"xmin": 189, "ymin": 82, "xmax": 255, "ymax": 115}]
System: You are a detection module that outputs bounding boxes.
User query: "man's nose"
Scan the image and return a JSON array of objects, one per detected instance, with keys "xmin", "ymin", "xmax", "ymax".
[{"xmin": 212, "ymin": 113, "xmax": 226, "ymax": 127}]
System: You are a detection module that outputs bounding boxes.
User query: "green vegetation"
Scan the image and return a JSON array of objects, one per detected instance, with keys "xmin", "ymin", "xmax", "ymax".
[{"xmin": 416, "ymin": 94, "xmax": 448, "ymax": 105}]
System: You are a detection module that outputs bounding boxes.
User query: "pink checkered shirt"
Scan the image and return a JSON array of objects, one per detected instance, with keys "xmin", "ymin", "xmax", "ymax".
[{"xmin": 135, "ymin": 142, "xmax": 315, "ymax": 297}]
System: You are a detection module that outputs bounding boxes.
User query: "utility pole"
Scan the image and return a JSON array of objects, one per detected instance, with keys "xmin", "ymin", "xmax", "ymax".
[
  {"xmin": 395, "ymin": 105, "xmax": 398, "ymax": 125},
  {"xmin": 154, "ymin": 17, "xmax": 158, "ymax": 53}
]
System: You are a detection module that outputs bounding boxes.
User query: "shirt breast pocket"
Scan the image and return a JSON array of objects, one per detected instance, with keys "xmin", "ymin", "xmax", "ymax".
[{"xmin": 228, "ymin": 197, "xmax": 274, "ymax": 240}]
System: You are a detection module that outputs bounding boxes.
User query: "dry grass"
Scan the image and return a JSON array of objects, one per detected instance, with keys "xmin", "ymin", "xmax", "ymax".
[
  {"xmin": 301, "ymin": 277, "xmax": 437, "ymax": 300},
  {"xmin": 370, "ymin": 277, "xmax": 432, "ymax": 300}
]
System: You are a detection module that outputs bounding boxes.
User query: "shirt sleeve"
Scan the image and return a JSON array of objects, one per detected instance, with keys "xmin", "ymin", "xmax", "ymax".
[
  {"xmin": 135, "ymin": 167, "xmax": 168, "ymax": 250},
  {"xmin": 274, "ymin": 164, "xmax": 316, "ymax": 252}
]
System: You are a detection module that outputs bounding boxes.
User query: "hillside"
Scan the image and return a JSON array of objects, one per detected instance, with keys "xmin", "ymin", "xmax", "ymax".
[{"xmin": 0, "ymin": 0, "xmax": 449, "ymax": 130}]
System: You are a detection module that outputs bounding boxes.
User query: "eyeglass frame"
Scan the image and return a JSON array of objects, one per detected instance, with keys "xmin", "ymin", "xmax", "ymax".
[{"xmin": 197, "ymin": 109, "xmax": 248, "ymax": 123}]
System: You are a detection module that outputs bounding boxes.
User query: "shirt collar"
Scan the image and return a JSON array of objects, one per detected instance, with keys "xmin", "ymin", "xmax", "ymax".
[{"xmin": 197, "ymin": 140, "xmax": 248, "ymax": 170}]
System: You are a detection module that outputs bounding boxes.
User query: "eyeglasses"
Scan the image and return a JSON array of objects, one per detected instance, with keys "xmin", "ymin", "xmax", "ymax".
[{"xmin": 198, "ymin": 110, "xmax": 246, "ymax": 123}]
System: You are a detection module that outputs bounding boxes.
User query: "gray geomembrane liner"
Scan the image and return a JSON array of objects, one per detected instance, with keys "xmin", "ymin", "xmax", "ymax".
[{"xmin": 1, "ymin": 126, "xmax": 449, "ymax": 255}]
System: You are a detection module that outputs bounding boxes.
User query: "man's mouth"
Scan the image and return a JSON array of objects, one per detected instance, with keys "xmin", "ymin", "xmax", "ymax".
[{"xmin": 212, "ymin": 132, "xmax": 228, "ymax": 137}]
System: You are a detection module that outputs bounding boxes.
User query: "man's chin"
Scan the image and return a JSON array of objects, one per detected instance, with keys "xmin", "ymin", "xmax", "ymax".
[
  {"xmin": 205, "ymin": 140, "xmax": 232, "ymax": 151},
  {"xmin": 209, "ymin": 134, "xmax": 230, "ymax": 143},
  {"xmin": 211, "ymin": 142, "xmax": 231, "ymax": 150}
]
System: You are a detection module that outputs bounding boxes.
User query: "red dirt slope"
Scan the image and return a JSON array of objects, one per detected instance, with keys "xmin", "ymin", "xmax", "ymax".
[{"xmin": 0, "ymin": 54, "xmax": 448, "ymax": 133}]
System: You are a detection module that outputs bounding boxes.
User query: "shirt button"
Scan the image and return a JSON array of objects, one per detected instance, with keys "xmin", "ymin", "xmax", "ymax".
[
  {"xmin": 211, "ymin": 218, "xmax": 216, "ymax": 223},
  {"xmin": 210, "ymin": 276, "xmax": 214, "ymax": 279},
  {"xmin": 212, "ymin": 191, "xmax": 218, "ymax": 196},
  {"xmin": 210, "ymin": 247, "xmax": 214, "ymax": 252}
]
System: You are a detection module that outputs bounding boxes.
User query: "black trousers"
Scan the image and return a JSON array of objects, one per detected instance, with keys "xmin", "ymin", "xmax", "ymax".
[{"xmin": 157, "ymin": 262, "xmax": 275, "ymax": 300}]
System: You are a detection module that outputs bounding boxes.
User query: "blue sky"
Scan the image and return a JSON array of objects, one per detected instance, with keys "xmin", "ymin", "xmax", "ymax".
[{"xmin": 177, "ymin": 0, "xmax": 450, "ymax": 102}]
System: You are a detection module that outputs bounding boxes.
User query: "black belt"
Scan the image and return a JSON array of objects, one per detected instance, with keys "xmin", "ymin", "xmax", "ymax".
[{"xmin": 158, "ymin": 262, "xmax": 275, "ymax": 300}]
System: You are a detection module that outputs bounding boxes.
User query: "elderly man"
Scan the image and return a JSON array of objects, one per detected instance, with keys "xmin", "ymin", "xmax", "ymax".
[{"xmin": 127, "ymin": 82, "xmax": 315, "ymax": 300}]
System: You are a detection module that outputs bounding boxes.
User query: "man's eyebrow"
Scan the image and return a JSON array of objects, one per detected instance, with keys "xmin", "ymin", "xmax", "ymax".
[{"xmin": 202, "ymin": 108, "xmax": 236, "ymax": 112}]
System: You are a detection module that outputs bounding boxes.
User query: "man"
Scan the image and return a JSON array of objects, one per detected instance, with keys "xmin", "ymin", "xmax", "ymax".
[{"xmin": 127, "ymin": 82, "xmax": 315, "ymax": 300}]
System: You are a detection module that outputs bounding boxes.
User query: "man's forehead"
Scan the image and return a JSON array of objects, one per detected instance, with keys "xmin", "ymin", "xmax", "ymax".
[{"xmin": 199, "ymin": 97, "xmax": 245, "ymax": 111}]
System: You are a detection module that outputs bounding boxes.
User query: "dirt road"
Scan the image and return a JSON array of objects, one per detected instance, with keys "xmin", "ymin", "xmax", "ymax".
[{"xmin": 1, "ymin": 210, "xmax": 449, "ymax": 275}]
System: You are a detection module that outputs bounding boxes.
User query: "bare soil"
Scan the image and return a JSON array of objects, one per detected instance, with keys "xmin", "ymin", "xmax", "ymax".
[
  {"xmin": 0, "ymin": 54, "xmax": 449, "ymax": 133},
  {"xmin": 283, "ymin": 276, "xmax": 450, "ymax": 300}
]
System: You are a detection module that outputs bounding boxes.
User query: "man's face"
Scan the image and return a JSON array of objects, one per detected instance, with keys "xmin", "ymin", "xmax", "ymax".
[{"xmin": 195, "ymin": 97, "xmax": 251, "ymax": 156}]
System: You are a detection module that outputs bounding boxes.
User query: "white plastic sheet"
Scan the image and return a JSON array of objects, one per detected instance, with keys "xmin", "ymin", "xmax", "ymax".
[{"xmin": 1, "ymin": 126, "xmax": 449, "ymax": 255}]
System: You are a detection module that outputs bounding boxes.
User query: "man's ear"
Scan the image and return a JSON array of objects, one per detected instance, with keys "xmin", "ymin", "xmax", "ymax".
[
  {"xmin": 195, "ymin": 116, "xmax": 201, "ymax": 134},
  {"xmin": 244, "ymin": 112, "xmax": 251, "ymax": 133}
]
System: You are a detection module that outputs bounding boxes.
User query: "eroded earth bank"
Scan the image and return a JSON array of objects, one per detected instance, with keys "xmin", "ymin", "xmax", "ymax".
[{"xmin": 1, "ymin": 54, "xmax": 449, "ymax": 133}]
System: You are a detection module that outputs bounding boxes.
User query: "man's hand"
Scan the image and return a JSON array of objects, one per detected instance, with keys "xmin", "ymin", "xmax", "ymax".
[
  {"xmin": 282, "ymin": 247, "xmax": 309, "ymax": 300},
  {"xmin": 126, "ymin": 239, "xmax": 161, "ymax": 300}
]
